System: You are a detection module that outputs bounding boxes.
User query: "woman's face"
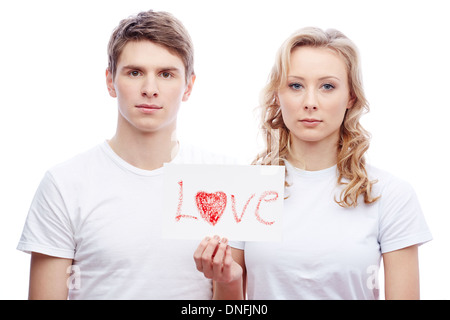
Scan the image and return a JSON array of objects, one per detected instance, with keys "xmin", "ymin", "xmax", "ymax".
[{"xmin": 277, "ymin": 46, "xmax": 354, "ymax": 148}]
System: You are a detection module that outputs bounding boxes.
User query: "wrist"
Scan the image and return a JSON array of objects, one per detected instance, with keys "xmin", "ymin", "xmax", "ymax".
[{"xmin": 213, "ymin": 276, "xmax": 244, "ymax": 300}]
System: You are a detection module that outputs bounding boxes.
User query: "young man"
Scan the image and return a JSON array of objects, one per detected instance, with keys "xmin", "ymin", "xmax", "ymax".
[{"xmin": 17, "ymin": 10, "xmax": 227, "ymax": 299}]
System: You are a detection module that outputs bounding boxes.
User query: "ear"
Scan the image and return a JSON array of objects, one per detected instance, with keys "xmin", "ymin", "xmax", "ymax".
[
  {"xmin": 182, "ymin": 74, "xmax": 196, "ymax": 102},
  {"xmin": 274, "ymin": 92, "xmax": 280, "ymax": 106},
  {"xmin": 347, "ymin": 93, "xmax": 356, "ymax": 109},
  {"xmin": 106, "ymin": 69, "xmax": 117, "ymax": 98}
]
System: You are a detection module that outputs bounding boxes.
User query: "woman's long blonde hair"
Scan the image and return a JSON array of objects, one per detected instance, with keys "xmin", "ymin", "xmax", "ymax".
[{"xmin": 253, "ymin": 27, "xmax": 379, "ymax": 207}]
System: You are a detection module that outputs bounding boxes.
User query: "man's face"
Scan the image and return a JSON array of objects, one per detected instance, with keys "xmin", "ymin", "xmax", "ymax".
[{"xmin": 106, "ymin": 40, "xmax": 195, "ymax": 135}]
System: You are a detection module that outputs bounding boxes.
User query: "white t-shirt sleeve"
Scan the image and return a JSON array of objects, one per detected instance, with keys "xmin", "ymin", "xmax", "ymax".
[
  {"xmin": 378, "ymin": 175, "xmax": 432, "ymax": 254},
  {"xmin": 17, "ymin": 171, "xmax": 75, "ymax": 259},
  {"xmin": 228, "ymin": 240, "xmax": 245, "ymax": 250}
]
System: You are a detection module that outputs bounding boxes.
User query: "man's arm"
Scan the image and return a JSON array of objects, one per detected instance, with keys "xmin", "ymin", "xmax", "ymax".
[{"xmin": 28, "ymin": 252, "xmax": 73, "ymax": 300}]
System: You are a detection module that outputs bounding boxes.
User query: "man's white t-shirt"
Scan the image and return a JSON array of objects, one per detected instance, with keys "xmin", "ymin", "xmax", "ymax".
[
  {"xmin": 231, "ymin": 161, "xmax": 432, "ymax": 300},
  {"xmin": 17, "ymin": 141, "xmax": 233, "ymax": 299}
]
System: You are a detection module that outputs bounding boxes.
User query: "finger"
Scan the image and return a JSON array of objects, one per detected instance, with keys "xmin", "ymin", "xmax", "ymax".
[
  {"xmin": 201, "ymin": 235, "xmax": 221, "ymax": 278},
  {"xmin": 212, "ymin": 238, "xmax": 228, "ymax": 276},
  {"xmin": 222, "ymin": 245, "xmax": 235, "ymax": 281},
  {"xmin": 193, "ymin": 236, "xmax": 211, "ymax": 272}
]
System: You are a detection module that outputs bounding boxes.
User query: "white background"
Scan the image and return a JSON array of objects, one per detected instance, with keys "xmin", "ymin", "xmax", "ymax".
[{"xmin": 1, "ymin": 0, "xmax": 448, "ymax": 299}]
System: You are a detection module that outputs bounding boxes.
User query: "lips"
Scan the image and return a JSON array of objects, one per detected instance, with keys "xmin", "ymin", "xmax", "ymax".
[
  {"xmin": 301, "ymin": 118, "xmax": 321, "ymax": 123},
  {"xmin": 135, "ymin": 104, "xmax": 162, "ymax": 110},
  {"xmin": 135, "ymin": 104, "xmax": 163, "ymax": 114},
  {"xmin": 300, "ymin": 118, "xmax": 322, "ymax": 127}
]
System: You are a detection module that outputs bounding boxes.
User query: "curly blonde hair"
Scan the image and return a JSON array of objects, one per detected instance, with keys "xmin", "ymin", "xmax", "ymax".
[{"xmin": 253, "ymin": 27, "xmax": 379, "ymax": 207}]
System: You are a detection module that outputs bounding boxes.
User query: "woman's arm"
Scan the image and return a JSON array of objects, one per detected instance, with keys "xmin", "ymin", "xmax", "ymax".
[
  {"xmin": 194, "ymin": 236, "xmax": 246, "ymax": 300},
  {"xmin": 383, "ymin": 245, "xmax": 420, "ymax": 300},
  {"xmin": 28, "ymin": 252, "xmax": 73, "ymax": 300}
]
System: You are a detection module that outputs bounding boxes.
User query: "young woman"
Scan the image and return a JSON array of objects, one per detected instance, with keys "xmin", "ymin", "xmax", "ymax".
[{"xmin": 194, "ymin": 27, "xmax": 432, "ymax": 299}]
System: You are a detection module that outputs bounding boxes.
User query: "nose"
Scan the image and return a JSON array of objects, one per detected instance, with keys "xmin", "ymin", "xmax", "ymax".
[
  {"xmin": 141, "ymin": 75, "xmax": 159, "ymax": 98},
  {"xmin": 304, "ymin": 89, "xmax": 318, "ymax": 111}
]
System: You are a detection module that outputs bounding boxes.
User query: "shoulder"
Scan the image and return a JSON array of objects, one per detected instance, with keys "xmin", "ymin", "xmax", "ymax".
[
  {"xmin": 366, "ymin": 165, "xmax": 432, "ymax": 252},
  {"xmin": 366, "ymin": 164, "xmax": 422, "ymax": 222},
  {"xmin": 366, "ymin": 164, "xmax": 416, "ymax": 198},
  {"xmin": 45, "ymin": 143, "xmax": 106, "ymax": 185}
]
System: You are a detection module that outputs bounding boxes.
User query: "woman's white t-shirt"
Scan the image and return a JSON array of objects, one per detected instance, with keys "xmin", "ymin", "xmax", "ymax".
[
  {"xmin": 231, "ymin": 162, "xmax": 432, "ymax": 300},
  {"xmin": 17, "ymin": 141, "xmax": 233, "ymax": 299}
]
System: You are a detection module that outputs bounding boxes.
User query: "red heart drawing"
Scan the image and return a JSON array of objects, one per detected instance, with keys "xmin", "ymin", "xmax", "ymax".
[{"xmin": 195, "ymin": 191, "xmax": 227, "ymax": 226}]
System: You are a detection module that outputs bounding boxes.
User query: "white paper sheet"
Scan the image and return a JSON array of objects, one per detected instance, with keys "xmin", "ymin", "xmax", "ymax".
[{"xmin": 163, "ymin": 164, "xmax": 285, "ymax": 241}]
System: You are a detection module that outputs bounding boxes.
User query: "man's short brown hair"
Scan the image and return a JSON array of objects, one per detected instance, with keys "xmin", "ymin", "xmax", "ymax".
[{"xmin": 107, "ymin": 10, "xmax": 194, "ymax": 82}]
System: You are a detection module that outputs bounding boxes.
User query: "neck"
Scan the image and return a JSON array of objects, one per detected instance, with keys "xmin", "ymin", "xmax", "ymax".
[
  {"xmin": 287, "ymin": 135, "xmax": 338, "ymax": 171},
  {"xmin": 108, "ymin": 123, "xmax": 179, "ymax": 171}
]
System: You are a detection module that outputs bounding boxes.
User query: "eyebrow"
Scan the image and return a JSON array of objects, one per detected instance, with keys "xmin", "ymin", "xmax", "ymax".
[
  {"xmin": 121, "ymin": 65, "xmax": 182, "ymax": 73},
  {"xmin": 287, "ymin": 75, "xmax": 342, "ymax": 81}
]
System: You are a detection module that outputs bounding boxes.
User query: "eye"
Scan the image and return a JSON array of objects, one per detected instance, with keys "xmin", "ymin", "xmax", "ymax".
[
  {"xmin": 160, "ymin": 72, "xmax": 173, "ymax": 79},
  {"xmin": 322, "ymin": 83, "xmax": 335, "ymax": 90},
  {"xmin": 129, "ymin": 70, "xmax": 142, "ymax": 77},
  {"xmin": 288, "ymin": 83, "xmax": 303, "ymax": 90}
]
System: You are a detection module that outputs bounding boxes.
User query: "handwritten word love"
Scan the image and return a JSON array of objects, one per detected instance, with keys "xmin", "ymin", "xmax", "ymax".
[{"xmin": 175, "ymin": 180, "xmax": 279, "ymax": 226}]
